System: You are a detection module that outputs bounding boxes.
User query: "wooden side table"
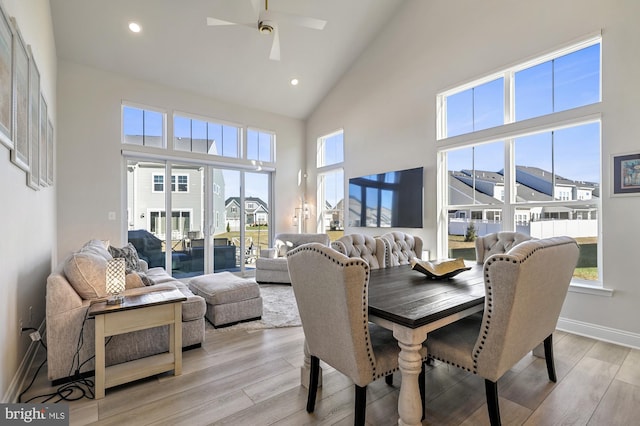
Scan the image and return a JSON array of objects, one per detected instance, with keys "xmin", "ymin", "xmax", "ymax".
[{"xmin": 89, "ymin": 289, "xmax": 187, "ymax": 399}]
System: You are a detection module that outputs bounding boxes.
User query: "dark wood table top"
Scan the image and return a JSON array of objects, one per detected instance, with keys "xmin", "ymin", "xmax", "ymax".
[
  {"xmin": 368, "ymin": 263, "xmax": 485, "ymax": 328},
  {"xmin": 88, "ymin": 289, "xmax": 187, "ymax": 317}
]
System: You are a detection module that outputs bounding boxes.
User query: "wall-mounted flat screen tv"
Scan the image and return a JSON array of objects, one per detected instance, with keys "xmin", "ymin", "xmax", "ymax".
[{"xmin": 348, "ymin": 166, "xmax": 423, "ymax": 228}]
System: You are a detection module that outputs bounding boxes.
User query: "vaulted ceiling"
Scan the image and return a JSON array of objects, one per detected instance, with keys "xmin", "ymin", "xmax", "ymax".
[{"xmin": 50, "ymin": 0, "xmax": 406, "ymax": 119}]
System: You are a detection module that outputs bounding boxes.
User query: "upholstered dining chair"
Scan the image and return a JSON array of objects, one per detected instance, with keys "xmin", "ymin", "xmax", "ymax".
[
  {"xmin": 287, "ymin": 243, "xmax": 427, "ymax": 425},
  {"xmin": 380, "ymin": 231, "xmax": 423, "ymax": 266},
  {"xmin": 425, "ymin": 236, "xmax": 579, "ymax": 425},
  {"xmin": 330, "ymin": 233, "xmax": 387, "ymax": 269},
  {"xmin": 475, "ymin": 231, "xmax": 533, "ymax": 264}
]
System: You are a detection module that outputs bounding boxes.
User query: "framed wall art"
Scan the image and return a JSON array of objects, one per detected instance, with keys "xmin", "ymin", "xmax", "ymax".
[
  {"xmin": 46, "ymin": 118, "xmax": 53, "ymax": 185},
  {"xmin": 26, "ymin": 45, "xmax": 39, "ymax": 190},
  {"xmin": 0, "ymin": 4, "xmax": 13, "ymax": 149},
  {"xmin": 612, "ymin": 152, "xmax": 640, "ymax": 196},
  {"xmin": 9, "ymin": 17, "xmax": 28, "ymax": 171},
  {"xmin": 39, "ymin": 94, "xmax": 47, "ymax": 186}
]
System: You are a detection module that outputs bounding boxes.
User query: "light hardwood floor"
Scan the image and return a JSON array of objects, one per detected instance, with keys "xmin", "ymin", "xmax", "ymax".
[{"xmin": 20, "ymin": 326, "xmax": 640, "ymax": 425}]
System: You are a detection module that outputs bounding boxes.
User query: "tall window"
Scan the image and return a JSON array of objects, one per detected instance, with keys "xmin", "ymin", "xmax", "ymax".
[
  {"xmin": 438, "ymin": 37, "xmax": 601, "ymax": 283},
  {"xmin": 317, "ymin": 130, "xmax": 344, "ymax": 236},
  {"xmin": 122, "ymin": 105, "xmax": 164, "ymax": 148}
]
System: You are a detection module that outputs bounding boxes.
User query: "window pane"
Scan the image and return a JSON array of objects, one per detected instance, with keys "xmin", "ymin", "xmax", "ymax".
[
  {"xmin": 473, "ymin": 79, "xmax": 504, "ymax": 131},
  {"xmin": 554, "ymin": 44, "xmax": 601, "ymax": 112},
  {"xmin": 446, "ymin": 89, "xmax": 473, "ymax": 137},
  {"xmin": 515, "ymin": 62, "xmax": 553, "ymax": 121},
  {"xmin": 222, "ymin": 125, "xmax": 239, "ymax": 158},
  {"xmin": 446, "ymin": 79, "xmax": 503, "ymax": 137},
  {"xmin": 143, "ymin": 110, "xmax": 163, "ymax": 148},
  {"xmin": 123, "ymin": 106, "xmax": 143, "ymax": 145},
  {"xmin": 319, "ymin": 169, "xmax": 344, "ymax": 234},
  {"xmin": 514, "ymin": 132, "xmax": 554, "ymax": 201},
  {"xmin": 319, "ymin": 132, "xmax": 344, "ymax": 167},
  {"xmin": 174, "ymin": 115, "xmax": 191, "ymax": 151},
  {"xmin": 248, "ymin": 129, "xmax": 273, "ymax": 162},
  {"xmin": 208, "ymin": 123, "xmax": 222, "ymax": 155},
  {"xmin": 447, "ymin": 142, "xmax": 504, "ymax": 206},
  {"xmin": 191, "ymin": 119, "xmax": 208, "ymax": 154},
  {"xmin": 554, "ymin": 122, "xmax": 601, "ymax": 194}
]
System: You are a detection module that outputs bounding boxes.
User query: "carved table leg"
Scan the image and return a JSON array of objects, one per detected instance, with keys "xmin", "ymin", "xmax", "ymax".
[{"xmin": 394, "ymin": 327, "xmax": 426, "ymax": 426}]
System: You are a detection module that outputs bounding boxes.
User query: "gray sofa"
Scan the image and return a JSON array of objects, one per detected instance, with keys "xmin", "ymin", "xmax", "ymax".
[
  {"xmin": 255, "ymin": 233, "xmax": 330, "ymax": 283},
  {"xmin": 46, "ymin": 240, "xmax": 206, "ymax": 383}
]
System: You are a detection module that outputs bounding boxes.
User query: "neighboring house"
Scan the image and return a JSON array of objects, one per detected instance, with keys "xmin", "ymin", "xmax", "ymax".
[
  {"xmin": 449, "ymin": 166, "xmax": 599, "ymax": 237},
  {"xmin": 127, "ymin": 163, "xmax": 227, "ymax": 239},
  {"xmin": 225, "ymin": 196, "xmax": 269, "ymax": 230}
]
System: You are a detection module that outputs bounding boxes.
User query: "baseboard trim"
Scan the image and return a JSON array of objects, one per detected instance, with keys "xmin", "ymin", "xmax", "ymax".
[
  {"xmin": 3, "ymin": 321, "xmax": 45, "ymax": 403},
  {"xmin": 557, "ymin": 316, "xmax": 640, "ymax": 350}
]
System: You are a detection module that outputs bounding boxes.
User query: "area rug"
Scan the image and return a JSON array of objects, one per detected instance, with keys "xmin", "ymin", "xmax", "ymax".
[{"xmin": 207, "ymin": 284, "xmax": 301, "ymax": 332}]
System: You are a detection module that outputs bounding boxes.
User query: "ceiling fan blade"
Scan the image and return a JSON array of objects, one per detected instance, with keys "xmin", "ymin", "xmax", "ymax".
[
  {"xmin": 206, "ymin": 17, "xmax": 241, "ymax": 26},
  {"xmin": 269, "ymin": 10, "xmax": 326, "ymax": 30},
  {"xmin": 269, "ymin": 26, "xmax": 280, "ymax": 61}
]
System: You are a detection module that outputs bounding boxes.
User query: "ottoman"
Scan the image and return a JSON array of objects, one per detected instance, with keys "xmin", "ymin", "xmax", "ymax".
[{"xmin": 189, "ymin": 272, "xmax": 263, "ymax": 327}]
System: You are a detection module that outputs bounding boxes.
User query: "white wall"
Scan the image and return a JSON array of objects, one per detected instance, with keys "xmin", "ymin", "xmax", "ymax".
[
  {"xmin": 307, "ymin": 0, "xmax": 640, "ymax": 344},
  {"xmin": 0, "ymin": 0, "xmax": 56, "ymax": 401},
  {"xmin": 57, "ymin": 60, "xmax": 305, "ymax": 259}
]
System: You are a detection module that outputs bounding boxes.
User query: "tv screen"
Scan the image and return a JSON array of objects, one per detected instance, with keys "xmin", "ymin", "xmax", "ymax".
[{"xmin": 348, "ymin": 166, "xmax": 423, "ymax": 228}]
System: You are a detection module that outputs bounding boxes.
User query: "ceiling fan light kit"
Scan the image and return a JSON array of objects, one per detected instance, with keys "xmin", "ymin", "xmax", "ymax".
[{"xmin": 207, "ymin": 0, "xmax": 326, "ymax": 61}]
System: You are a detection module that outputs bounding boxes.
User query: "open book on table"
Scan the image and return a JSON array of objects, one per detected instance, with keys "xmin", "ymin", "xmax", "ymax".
[{"xmin": 409, "ymin": 257, "xmax": 471, "ymax": 279}]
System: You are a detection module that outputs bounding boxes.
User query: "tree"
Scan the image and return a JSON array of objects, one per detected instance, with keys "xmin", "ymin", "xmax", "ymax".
[
  {"xmin": 226, "ymin": 221, "xmax": 230, "ymax": 233},
  {"xmin": 464, "ymin": 221, "xmax": 477, "ymax": 242}
]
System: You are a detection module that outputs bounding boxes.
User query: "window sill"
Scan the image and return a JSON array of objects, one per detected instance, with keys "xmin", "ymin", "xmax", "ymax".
[{"xmin": 569, "ymin": 281, "xmax": 613, "ymax": 297}]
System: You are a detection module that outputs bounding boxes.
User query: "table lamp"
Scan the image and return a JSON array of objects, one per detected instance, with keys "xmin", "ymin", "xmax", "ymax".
[{"xmin": 106, "ymin": 258, "xmax": 126, "ymax": 305}]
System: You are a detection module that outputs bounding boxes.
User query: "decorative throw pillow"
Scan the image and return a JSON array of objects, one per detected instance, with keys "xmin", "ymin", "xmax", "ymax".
[
  {"xmin": 108, "ymin": 243, "xmax": 141, "ymax": 272},
  {"xmin": 125, "ymin": 272, "xmax": 146, "ymax": 289},
  {"xmin": 64, "ymin": 252, "xmax": 109, "ymax": 299},
  {"xmin": 81, "ymin": 239, "xmax": 113, "ymax": 261}
]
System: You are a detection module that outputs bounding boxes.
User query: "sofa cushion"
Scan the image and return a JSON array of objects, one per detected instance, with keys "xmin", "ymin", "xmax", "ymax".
[
  {"xmin": 64, "ymin": 252, "xmax": 109, "ymax": 299},
  {"xmin": 81, "ymin": 239, "xmax": 113, "ymax": 261},
  {"xmin": 125, "ymin": 272, "xmax": 146, "ymax": 289}
]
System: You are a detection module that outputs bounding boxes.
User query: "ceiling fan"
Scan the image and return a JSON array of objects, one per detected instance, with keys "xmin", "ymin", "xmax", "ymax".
[{"xmin": 206, "ymin": 0, "xmax": 327, "ymax": 61}]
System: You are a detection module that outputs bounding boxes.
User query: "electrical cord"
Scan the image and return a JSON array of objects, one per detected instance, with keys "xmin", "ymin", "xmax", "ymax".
[{"xmin": 17, "ymin": 307, "xmax": 114, "ymax": 403}]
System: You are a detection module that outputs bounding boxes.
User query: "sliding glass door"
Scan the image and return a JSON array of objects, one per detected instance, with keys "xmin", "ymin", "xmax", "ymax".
[{"xmin": 127, "ymin": 159, "xmax": 271, "ymax": 277}]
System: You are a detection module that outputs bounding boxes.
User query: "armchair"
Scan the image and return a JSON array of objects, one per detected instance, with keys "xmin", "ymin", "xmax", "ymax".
[
  {"xmin": 330, "ymin": 233, "xmax": 387, "ymax": 269},
  {"xmin": 425, "ymin": 236, "xmax": 579, "ymax": 425},
  {"xmin": 475, "ymin": 231, "xmax": 533, "ymax": 264},
  {"xmin": 380, "ymin": 231, "xmax": 423, "ymax": 266},
  {"xmin": 255, "ymin": 233, "xmax": 330, "ymax": 283}
]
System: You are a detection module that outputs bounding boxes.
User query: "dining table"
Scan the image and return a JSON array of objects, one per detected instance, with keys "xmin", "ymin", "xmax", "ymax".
[{"xmin": 367, "ymin": 262, "xmax": 485, "ymax": 426}]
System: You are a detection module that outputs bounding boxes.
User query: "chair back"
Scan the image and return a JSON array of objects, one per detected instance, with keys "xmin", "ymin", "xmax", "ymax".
[
  {"xmin": 475, "ymin": 231, "xmax": 532, "ymax": 264},
  {"xmin": 287, "ymin": 243, "xmax": 377, "ymax": 386},
  {"xmin": 380, "ymin": 231, "xmax": 423, "ymax": 266},
  {"xmin": 474, "ymin": 236, "xmax": 579, "ymax": 381},
  {"xmin": 331, "ymin": 234, "xmax": 386, "ymax": 269}
]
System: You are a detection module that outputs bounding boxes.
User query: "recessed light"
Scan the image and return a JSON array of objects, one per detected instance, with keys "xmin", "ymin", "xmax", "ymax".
[
  {"xmin": 128, "ymin": 22, "xmax": 142, "ymax": 33},
  {"xmin": 290, "ymin": 78, "xmax": 299, "ymax": 86}
]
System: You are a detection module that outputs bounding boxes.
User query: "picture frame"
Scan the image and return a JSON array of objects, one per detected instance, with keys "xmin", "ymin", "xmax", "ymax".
[
  {"xmin": 46, "ymin": 118, "xmax": 53, "ymax": 185},
  {"xmin": 26, "ymin": 45, "xmax": 39, "ymax": 190},
  {"xmin": 0, "ymin": 3, "xmax": 13, "ymax": 149},
  {"xmin": 9, "ymin": 17, "xmax": 28, "ymax": 172},
  {"xmin": 39, "ymin": 94, "xmax": 47, "ymax": 186},
  {"xmin": 611, "ymin": 152, "xmax": 640, "ymax": 196}
]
